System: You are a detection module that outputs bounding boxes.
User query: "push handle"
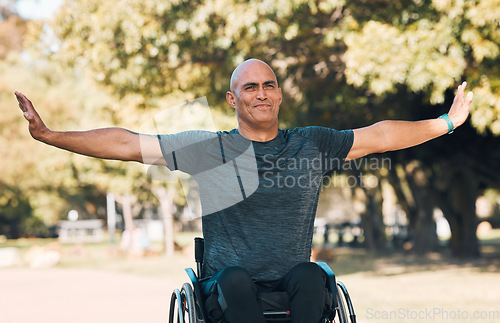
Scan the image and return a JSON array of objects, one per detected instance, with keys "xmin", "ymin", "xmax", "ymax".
[
  {"xmin": 194, "ymin": 237, "xmax": 204, "ymax": 278},
  {"xmin": 194, "ymin": 237, "xmax": 204, "ymax": 263}
]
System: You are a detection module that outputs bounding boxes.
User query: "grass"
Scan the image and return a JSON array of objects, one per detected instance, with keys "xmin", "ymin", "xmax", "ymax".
[
  {"xmin": 2, "ymin": 230, "xmax": 500, "ymax": 277},
  {"xmin": 0, "ymin": 231, "xmax": 201, "ymax": 281},
  {"xmin": 55, "ymin": 231, "xmax": 201, "ymax": 281}
]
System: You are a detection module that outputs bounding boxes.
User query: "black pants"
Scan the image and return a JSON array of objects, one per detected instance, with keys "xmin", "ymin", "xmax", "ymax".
[{"xmin": 201, "ymin": 262, "xmax": 327, "ymax": 323}]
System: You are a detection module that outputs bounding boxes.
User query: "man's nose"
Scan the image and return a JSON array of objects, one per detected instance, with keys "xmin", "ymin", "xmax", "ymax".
[{"xmin": 256, "ymin": 86, "xmax": 267, "ymax": 99}]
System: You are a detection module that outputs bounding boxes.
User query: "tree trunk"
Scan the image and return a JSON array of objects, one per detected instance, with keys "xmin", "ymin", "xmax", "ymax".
[
  {"xmin": 387, "ymin": 162, "xmax": 439, "ymax": 254},
  {"xmin": 355, "ymin": 182, "xmax": 386, "ymax": 253},
  {"xmin": 121, "ymin": 195, "xmax": 134, "ymax": 233},
  {"xmin": 404, "ymin": 162, "xmax": 439, "ymax": 254},
  {"xmin": 152, "ymin": 186, "xmax": 175, "ymax": 257},
  {"xmin": 115, "ymin": 194, "xmax": 135, "ymax": 251},
  {"xmin": 434, "ymin": 168, "xmax": 480, "ymax": 258}
]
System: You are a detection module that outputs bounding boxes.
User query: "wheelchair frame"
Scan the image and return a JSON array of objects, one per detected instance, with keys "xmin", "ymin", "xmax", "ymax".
[{"xmin": 169, "ymin": 238, "xmax": 356, "ymax": 323}]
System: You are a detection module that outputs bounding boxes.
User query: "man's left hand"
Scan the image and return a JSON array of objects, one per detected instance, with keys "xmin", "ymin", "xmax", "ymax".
[{"xmin": 448, "ymin": 81, "xmax": 474, "ymax": 129}]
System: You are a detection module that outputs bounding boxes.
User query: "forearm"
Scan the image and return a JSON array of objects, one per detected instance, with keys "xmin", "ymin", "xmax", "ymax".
[
  {"xmin": 347, "ymin": 118, "xmax": 450, "ymax": 160},
  {"xmin": 40, "ymin": 127, "xmax": 143, "ymax": 162},
  {"xmin": 375, "ymin": 118, "xmax": 449, "ymax": 152}
]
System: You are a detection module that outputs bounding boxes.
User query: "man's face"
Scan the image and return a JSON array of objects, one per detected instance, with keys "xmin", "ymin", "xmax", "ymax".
[{"xmin": 226, "ymin": 60, "xmax": 282, "ymax": 128}]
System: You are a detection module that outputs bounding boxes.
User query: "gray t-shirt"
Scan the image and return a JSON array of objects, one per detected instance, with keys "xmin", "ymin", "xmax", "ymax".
[{"xmin": 158, "ymin": 127, "xmax": 354, "ymax": 281}]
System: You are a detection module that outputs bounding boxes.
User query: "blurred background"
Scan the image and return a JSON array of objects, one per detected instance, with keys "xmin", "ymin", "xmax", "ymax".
[{"xmin": 0, "ymin": 0, "xmax": 499, "ymax": 322}]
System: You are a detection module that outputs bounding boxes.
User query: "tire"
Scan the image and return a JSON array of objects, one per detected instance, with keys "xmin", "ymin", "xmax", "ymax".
[
  {"xmin": 181, "ymin": 283, "xmax": 198, "ymax": 323},
  {"xmin": 336, "ymin": 281, "xmax": 357, "ymax": 323},
  {"xmin": 169, "ymin": 289, "xmax": 184, "ymax": 323},
  {"xmin": 335, "ymin": 284, "xmax": 349, "ymax": 323}
]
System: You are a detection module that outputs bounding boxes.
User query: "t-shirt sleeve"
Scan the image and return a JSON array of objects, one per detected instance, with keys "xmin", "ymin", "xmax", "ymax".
[
  {"xmin": 299, "ymin": 126, "xmax": 354, "ymax": 171},
  {"xmin": 157, "ymin": 130, "xmax": 220, "ymax": 174}
]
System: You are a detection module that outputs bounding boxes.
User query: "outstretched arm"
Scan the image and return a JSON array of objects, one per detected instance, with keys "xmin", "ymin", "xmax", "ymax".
[
  {"xmin": 346, "ymin": 82, "xmax": 474, "ymax": 161},
  {"xmin": 15, "ymin": 91, "xmax": 165, "ymax": 165}
]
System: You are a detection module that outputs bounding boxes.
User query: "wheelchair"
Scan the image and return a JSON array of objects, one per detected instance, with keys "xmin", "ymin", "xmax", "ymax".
[{"xmin": 169, "ymin": 238, "xmax": 356, "ymax": 323}]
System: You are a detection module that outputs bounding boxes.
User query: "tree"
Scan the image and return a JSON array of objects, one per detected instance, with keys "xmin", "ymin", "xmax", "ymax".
[
  {"xmin": 0, "ymin": 182, "xmax": 46, "ymax": 238},
  {"xmin": 39, "ymin": 0, "xmax": 499, "ymax": 128},
  {"xmin": 341, "ymin": 0, "xmax": 500, "ymax": 257},
  {"xmin": 0, "ymin": 14, "xmax": 27, "ymax": 59}
]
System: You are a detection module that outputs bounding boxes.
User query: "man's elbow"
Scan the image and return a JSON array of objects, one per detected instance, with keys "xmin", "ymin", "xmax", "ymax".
[{"xmin": 114, "ymin": 135, "xmax": 143, "ymax": 162}]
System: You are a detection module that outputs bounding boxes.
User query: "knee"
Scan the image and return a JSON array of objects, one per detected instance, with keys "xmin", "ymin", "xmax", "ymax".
[
  {"xmin": 217, "ymin": 266, "xmax": 255, "ymax": 290},
  {"xmin": 294, "ymin": 262, "xmax": 323, "ymax": 274},
  {"xmin": 286, "ymin": 262, "xmax": 326, "ymax": 292},
  {"xmin": 293, "ymin": 262, "xmax": 324, "ymax": 280}
]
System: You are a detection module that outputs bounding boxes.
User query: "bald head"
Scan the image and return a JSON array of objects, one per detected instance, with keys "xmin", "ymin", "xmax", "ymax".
[
  {"xmin": 225, "ymin": 58, "xmax": 282, "ymax": 140},
  {"xmin": 230, "ymin": 59, "xmax": 278, "ymax": 92}
]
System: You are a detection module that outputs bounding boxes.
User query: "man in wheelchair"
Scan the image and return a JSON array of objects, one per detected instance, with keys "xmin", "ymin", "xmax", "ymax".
[
  {"xmin": 161, "ymin": 60, "xmax": 472, "ymax": 322},
  {"xmin": 16, "ymin": 58, "xmax": 473, "ymax": 323},
  {"xmin": 161, "ymin": 59, "xmax": 356, "ymax": 322}
]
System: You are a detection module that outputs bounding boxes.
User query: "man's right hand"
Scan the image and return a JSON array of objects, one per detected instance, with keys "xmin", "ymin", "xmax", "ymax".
[{"xmin": 15, "ymin": 91, "xmax": 50, "ymax": 141}]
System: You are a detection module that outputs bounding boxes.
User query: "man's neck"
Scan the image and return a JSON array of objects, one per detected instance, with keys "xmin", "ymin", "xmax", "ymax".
[{"xmin": 237, "ymin": 123, "xmax": 279, "ymax": 142}]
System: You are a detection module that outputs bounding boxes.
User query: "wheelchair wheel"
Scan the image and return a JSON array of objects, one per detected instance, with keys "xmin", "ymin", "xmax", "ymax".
[
  {"xmin": 335, "ymin": 283, "xmax": 349, "ymax": 322},
  {"xmin": 336, "ymin": 281, "xmax": 357, "ymax": 323},
  {"xmin": 168, "ymin": 283, "xmax": 198, "ymax": 323},
  {"xmin": 169, "ymin": 288, "xmax": 183, "ymax": 323}
]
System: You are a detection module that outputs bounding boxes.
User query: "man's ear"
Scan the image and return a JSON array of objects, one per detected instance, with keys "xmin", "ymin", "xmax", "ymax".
[{"xmin": 226, "ymin": 91, "xmax": 236, "ymax": 109}]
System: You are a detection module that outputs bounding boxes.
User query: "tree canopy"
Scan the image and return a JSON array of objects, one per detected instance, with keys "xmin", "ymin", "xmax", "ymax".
[{"xmin": 33, "ymin": 0, "xmax": 499, "ymax": 134}]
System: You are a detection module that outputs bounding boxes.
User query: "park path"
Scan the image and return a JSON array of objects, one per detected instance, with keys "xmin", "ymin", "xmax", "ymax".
[{"xmin": 0, "ymin": 267, "xmax": 182, "ymax": 323}]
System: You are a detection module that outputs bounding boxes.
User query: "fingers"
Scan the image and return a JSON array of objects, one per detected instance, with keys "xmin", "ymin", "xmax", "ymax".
[
  {"xmin": 465, "ymin": 91, "xmax": 473, "ymax": 105},
  {"xmin": 23, "ymin": 111, "xmax": 34, "ymax": 121},
  {"xmin": 14, "ymin": 91, "xmax": 36, "ymax": 116},
  {"xmin": 16, "ymin": 92, "xmax": 31, "ymax": 107},
  {"xmin": 455, "ymin": 82, "xmax": 466, "ymax": 102},
  {"xmin": 14, "ymin": 91, "xmax": 40, "ymax": 124},
  {"xmin": 457, "ymin": 81, "xmax": 473, "ymax": 107},
  {"xmin": 14, "ymin": 91, "xmax": 29, "ymax": 112}
]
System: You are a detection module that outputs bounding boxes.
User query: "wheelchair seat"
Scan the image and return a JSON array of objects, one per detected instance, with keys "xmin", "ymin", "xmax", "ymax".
[{"xmin": 169, "ymin": 237, "xmax": 356, "ymax": 323}]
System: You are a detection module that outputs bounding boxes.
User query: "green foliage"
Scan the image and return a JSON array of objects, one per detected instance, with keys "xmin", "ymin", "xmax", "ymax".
[
  {"xmin": 32, "ymin": 0, "xmax": 498, "ymax": 134},
  {"xmin": 343, "ymin": 0, "xmax": 500, "ymax": 133},
  {"xmin": 0, "ymin": 54, "xmax": 149, "ymax": 224},
  {"xmin": 344, "ymin": 18, "xmax": 466, "ymax": 103},
  {"xmin": 0, "ymin": 182, "xmax": 47, "ymax": 238}
]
